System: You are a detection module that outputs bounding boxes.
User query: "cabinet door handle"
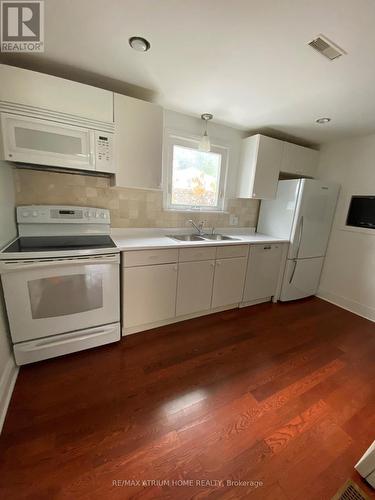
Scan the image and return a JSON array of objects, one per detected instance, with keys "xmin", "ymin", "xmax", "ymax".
[
  {"xmin": 296, "ymin": 216, "xmax": 304, "ymax": 258},
  {"xmin": 210, "ymin": 262, "xmax": 215, "ymax": 268},
  {"xmin": 263, "ymin": 245, "xmax": 271, "ymax": 250},
  {"xmin": 216, "ymin": 261, "xmax": 221, "ymax": 267}
]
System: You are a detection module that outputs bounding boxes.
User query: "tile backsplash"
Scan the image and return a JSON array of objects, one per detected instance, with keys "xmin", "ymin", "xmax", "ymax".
[{"xmin": 13, "ymin": 169, "xmax": 260, "ymax": 228}]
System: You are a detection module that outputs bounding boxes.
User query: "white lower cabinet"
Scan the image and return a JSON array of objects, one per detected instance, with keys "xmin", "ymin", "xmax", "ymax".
[
  {"xmin": 123, "ymin": 264, "xmax": 177, "ymax": 328},
  {"xmin": 122, "ymin": 242, "xmax": 283, "ymax": 334},
  {"xmin": 176, "ymin": 260, "xmax": 215, "ymax": 316},
  {"xmin": 211, "ymin": 257, "xmax": 248, "ymax": 308},
  {"xmin": 243, "ymin": 244, "xmax": 283, "ymax": 302}
]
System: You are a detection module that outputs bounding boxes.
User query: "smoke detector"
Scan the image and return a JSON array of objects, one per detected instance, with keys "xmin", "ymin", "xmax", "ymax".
[{"xmin": 308, "ymin": 35, "xmax": 346, "ymax": 61}]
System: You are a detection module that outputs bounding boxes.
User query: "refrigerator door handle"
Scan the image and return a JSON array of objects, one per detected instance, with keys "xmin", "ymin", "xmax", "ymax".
[
  {"xmin": 289, "ymin": 259, "xmax": 297, "ymax": 283},
  {"xmin": 296, "ymin": 216, "xmax": 304, "ymax": 258}
]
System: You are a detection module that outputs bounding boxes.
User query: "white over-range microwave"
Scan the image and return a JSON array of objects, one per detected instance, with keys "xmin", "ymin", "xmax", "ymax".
[{"xmin": 0, "ymin": 110, "xmax": 114, "ymax": 172}]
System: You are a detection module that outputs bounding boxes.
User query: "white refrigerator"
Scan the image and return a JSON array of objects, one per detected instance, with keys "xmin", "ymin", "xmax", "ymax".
[{"xmin": 257, "ymin": 179, "xmax": 339, "ymax": 301}]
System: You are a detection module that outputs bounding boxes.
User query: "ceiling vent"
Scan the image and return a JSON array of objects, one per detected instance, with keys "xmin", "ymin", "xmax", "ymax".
[{"xmin": 308, "ymin": 35, "xmax": 346, "ymax": 61}]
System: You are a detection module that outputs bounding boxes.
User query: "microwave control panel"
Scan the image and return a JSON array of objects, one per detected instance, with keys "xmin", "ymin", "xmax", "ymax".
[{"xmin": 95, "ymin": 131, "xmax": 114, "ymax": 172}]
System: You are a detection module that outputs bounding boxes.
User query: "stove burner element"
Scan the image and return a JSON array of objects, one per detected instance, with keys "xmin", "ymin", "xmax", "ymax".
[{"xmin": 3, "ymin": 235, "xmax": 116, "ymax": 253}]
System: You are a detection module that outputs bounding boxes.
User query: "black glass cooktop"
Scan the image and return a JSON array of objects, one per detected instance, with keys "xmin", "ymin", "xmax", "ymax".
[{"xmin": 4, "ymin": 235, "xmax": 117, "ymax": 253}]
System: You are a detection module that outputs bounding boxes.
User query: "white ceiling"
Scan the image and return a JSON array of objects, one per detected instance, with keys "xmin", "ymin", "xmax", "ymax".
[{"xmin": 2, "ymin": 0, "xmax": 375, "ymax": 145}]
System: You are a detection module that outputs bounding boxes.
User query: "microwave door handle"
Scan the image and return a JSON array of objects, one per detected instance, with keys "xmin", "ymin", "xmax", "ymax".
[{"xmin": 89, "ymin": 130, "xmax": 95, "ymax": 166}]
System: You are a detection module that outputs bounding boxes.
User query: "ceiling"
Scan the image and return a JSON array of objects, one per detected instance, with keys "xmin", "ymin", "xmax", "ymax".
[{"xmin": 2, "ymin": 0, "xmax": 375, "ymax": 146}]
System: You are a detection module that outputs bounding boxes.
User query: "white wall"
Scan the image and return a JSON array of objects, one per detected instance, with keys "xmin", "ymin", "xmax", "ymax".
[
  {"xmin": 317, "ymin": 134, "xmax": 375, "ymax": 321},
  {"xmin": 0, "ymin": 164, "xmax": 18, "ymax": 432},
  {"xmin": 164, "ymin": 110, "xmax": 245, "ymax": 199}
]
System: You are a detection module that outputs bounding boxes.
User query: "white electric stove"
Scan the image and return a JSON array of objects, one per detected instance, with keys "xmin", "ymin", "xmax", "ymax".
[{"xmin": 0, "ymin": 205, "xmax": 120, "ymax": 365}]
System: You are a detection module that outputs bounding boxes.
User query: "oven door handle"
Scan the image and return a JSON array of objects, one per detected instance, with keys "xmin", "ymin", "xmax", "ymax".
[{"xmin": 0, "ymin": 254, "xmax": 120, "ymax": 273}]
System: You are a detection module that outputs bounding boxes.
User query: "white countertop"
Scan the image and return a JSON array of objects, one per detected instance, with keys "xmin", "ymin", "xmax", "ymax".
[{"xmin": 111, "ymin": 227, "xmax": 288, "ymax": 251}]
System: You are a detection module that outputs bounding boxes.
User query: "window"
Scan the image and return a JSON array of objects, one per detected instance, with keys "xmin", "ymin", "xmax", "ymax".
[{"xmin": 165, "ymin": 134, "xmax": 228, "ymax": 211}]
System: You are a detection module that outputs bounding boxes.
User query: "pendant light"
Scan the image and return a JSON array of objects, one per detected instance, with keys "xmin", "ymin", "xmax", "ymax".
[{"xmin": 199, "ymin": 113, "xmax": 213, "ymax": 152}]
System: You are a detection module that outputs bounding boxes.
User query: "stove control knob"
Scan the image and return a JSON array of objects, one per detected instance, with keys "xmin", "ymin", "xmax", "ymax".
[
  {"xmin": 99, "ymin": 212, "xmax": 105, "ymax": 218},
  {"xmin": 32, "ymin": 211, "xmax": 38, "ymax": 217},
  {"xmin": 95, "ymin": 213, "xmax": 100, "ymax": 218},
  {"xmin": 22, "ymin": 211, "xmax": 29, "ymax": 217}
]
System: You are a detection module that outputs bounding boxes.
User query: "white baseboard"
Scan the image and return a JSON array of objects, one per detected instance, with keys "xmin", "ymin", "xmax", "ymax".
[
  {"xmin": 240, "ymin": 297, "xmax": 272, "ymax": 308},
  {"xmin": 0, "ymin": 356, "xmax": 19, "ymax": 433},
  {"xmin": 122, "ymin": 304, "xmax": 239, "ymax": 336},
  {"xmin": 317, "ymin": 289, "xmax": 375, "ymax": 323}
]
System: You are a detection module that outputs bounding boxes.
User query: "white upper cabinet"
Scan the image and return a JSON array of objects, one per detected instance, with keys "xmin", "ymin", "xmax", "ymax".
[
  {"xmin": 0, "ymin": 64, "xmax": 113, "ymax": 123},
  {"xmin": 114, "ymin": 93, "xmax": 163, "ymax": 189},
  {"xmin": 237, "ymin": 134, "xmax": 284, "ymax": 200},
  {"xmin": 281, "ymin": 142, "xmax": 319, "ymax": 178},
  {"xmin": 237, "ymin": 134, "xmax": 320, "ymax": 200}
]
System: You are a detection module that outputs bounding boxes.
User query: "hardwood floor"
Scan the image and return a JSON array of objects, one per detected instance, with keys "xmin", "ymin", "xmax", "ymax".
[{"xmin": 0, "ymin": 298, "xmax": 374, "ymax": 499}]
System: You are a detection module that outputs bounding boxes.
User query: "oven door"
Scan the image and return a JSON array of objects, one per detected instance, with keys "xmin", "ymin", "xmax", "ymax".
[{"xmin": 0, "ymin": 254, "xmax": 120, "ymax": 343}]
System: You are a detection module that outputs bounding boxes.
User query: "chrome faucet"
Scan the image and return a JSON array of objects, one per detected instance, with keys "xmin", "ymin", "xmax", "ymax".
[{"xmin": 188, "ymin": 219, "xmax": 205, "ymax": 235}]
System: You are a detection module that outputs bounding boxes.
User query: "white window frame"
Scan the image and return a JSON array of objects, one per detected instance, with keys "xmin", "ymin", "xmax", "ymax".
[{"xmin": 163, "ymin": 131, "xmax": 229, "ymax": 212}]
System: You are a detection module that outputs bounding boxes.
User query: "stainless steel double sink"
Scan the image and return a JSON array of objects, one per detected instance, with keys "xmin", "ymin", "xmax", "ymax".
[{"xmin": 167, "ymin": 233, "xmax": 240, "ymax": 242}]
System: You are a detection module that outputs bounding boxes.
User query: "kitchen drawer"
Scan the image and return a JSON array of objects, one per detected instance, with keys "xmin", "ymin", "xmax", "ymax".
[
  {"xmin": 122, "ymin": 249, "xmax": 178, "ymax": 267},
  {"xmin": 14, "ymin": 323, "xmax": 120, "ymax": 365},
  {"xmin": 216, "ymin": 244, "xmax": 249, "ymax": 259},
  {"xmin": 179, "ymin": 246, "xmax": 217, "ymax": 262}
]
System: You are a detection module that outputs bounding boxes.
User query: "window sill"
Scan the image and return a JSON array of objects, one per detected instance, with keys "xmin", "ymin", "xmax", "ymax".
[{"xmin": 164, "ymin": 208, "xmax": 229, "ymax": 214}]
